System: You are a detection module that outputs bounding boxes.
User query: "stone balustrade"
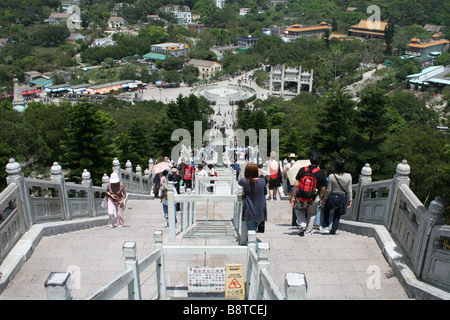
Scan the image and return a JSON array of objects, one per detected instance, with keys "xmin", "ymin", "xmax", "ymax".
[
  {"xmin": 0, "ymin": 157, "xmax": 154, "ymax": 264},
  {"xmin": 0, "ymin": 157, "xmax": 449, "ymax": 295}
]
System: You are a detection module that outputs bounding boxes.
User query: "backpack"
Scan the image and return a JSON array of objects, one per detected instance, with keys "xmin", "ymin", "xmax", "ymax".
[
  {"xmin": 296, "ymin": 166, "xmax": 320, "ymax": 203},
  {"xmin": 274, "ymin": 164, "xmax": 283, "ymax": 187}
]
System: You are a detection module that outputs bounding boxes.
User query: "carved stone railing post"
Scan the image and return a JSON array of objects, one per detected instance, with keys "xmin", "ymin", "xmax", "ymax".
[
  {"xmin": 45, "ymin": 272, "xmax": 72, "ymax": 300},
  {"xmin": 256, "ymin": 242, "xmax": 270, "ymax": 299},
  {"xmin": 148, "ymin": 158, "xmax": 154, "ymax": 196},
  {"xmin": 125, "ymin": 160, "xmax": 132, "ymax": 173},
  {"xmin": 387, "ymin": 160, "xmax": 411, "ymax": 230},
  {"xmin": 123, "ymin": 241, "xmax": 141, "ymax": 300},
  {"xmin": 143, "ymin": 168, "xmax": 150, "ymax": 194},
  {"xmin": 112, "ymin": 157, "xmax": 120, "ymax": 174},
  {"xmin": 101, "ymin": 173, "xmax": 110, "ymax": 189},
  {"xmin": 50, "ymin": 162, "xmax": 72, "ymax": 220},
  {"xmin": 136, "ymin": 165, "xmax": 143, "ymax": 194},
  {"xmin": 352, "ymin": 163, "xmax": 372, "ymax": 221},
  {"xmin": 416, "ymin": 196, "xmax": 446, "ymax": 278},
  {"xmin": 285, "ymin": 273, "xmax": 307, "ymax": 300},
  {"xmin": 6, "ymin": 159, "xmax": 33, "ymax": 228},
  {"xmin": 154, "ymin": 230, "xmax": 166, "ymax": 299},
  {"xmin": 81, "ymin": 169, "xmax": 96, "ymax": 217},
  {"xmin": 167, "ymin": 182, "xmax": 176, "ymax": 244}
]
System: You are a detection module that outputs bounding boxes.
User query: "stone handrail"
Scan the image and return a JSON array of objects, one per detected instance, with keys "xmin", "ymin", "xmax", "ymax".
[
  {"xmin": 340, "ymin": 160, "xmax": 448, "ymax": 293},
  {"xmin": 278, "ymin": 159, "xmax": 448, "ymax": 294},
  {"xmin": 166, "ymin": 181, "xmax": 244, "ymax": 244},
  {"xmin": 0, "ymin": 183, "xmax": 27, "ymax": 262},
  {"xmin": 1, "ymin": 156, "xmax": 448, "ymax": 296},
  {"xmin": 422, "ymin": 224, "xmax": 450, "ymax": 291},
  {"xmin": 0, "ymin": 157, "xmax": 154, "ymax": 265}
]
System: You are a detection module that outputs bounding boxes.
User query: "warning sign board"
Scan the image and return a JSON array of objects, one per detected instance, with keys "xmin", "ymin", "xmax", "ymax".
[
  {"xmin": 187, "ymin": 267, "xmax": 225, "ymax": 292},
  {"xmin": 225, "ymin": 264, "xmax": 245, "ymax": 300}
]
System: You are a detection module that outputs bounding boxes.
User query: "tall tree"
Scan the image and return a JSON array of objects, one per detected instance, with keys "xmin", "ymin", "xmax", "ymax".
[
  {"xmin": 384, "ymin": 20, "xmax": 395, "ymax": 55},
  {"xmin": 354, "ymin": 86, "xmax": 393, "ymax": 176},
  {"xmin": 116, "ymin": 118, "xmax": 152, "ymax": 169},
  {"xmin": 315, "ymin": 85, "xmax": 356, "ymax": 163},
  {"xmin": 356, "ymin": 87, "xmax": 391, "ymax": 148},
  {"xmin": 60, "ymin": 101, "xmax": 117, "ymax": 184}
]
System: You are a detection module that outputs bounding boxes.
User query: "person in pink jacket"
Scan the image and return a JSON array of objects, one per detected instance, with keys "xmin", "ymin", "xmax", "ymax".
[{"xmin": 106, "ymin": 172, "xmax": 127, "ymax": 228}]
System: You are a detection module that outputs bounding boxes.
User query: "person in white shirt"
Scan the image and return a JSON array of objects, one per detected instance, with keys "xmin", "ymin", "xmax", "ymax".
[{"xmin": 197, "ymin": 164, "xmax": 207, "ymax": 177}]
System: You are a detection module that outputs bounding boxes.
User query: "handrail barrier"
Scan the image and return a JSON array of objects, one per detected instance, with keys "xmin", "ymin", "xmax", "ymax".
[
  {"xmin": 0, "ymin": 158, "xmax": 153, "ymax": 267},
  {"xmin": 44, "ymin": 230, "xmax": 292, "ymax": 300},
  {"xmin": 166, "ymin": 180, "xmax": 246, "ymax": 244},
  {"xmin": 1, "ymin": 157, "xmax": 448, "ymax": 297}
]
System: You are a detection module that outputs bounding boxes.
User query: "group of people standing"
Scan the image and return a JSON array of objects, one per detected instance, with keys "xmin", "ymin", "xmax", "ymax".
[
  {"xmin": 238, "ymin": 151, "xmax": 353, "ymax": 237},
  {"xmin": 103, "ymin": 151, "xmax": 352, "ymax": 236},
  {"xmin": 156, "ymin": 158, "xmax": 218, "ymax": 228}
]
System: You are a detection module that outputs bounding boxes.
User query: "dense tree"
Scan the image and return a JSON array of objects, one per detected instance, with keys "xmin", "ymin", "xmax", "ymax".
[
  {"xmin": 390, "ymin": 92, "xmax": 439, "ymax": 129},
  {"xmin": 138, "ymin": 26, "xmax": 168, "ymax": 43},
  {"xmin": 115, "ymin": 118, "xmax": 152, "ymax": 168},
  {"xmin": 22, "ymin": 102, "xmax": 70, "ymax": 167},
  {"xmin": 388, "ymin": 127, "xmax": 449, "ymax": 207},
  {"xmin": 384, "ymin": 20, "xmax": 395, "ymax": 55},
  {"xmin": 356, "ymin": 87, "xmax": 391, "ymax": 148},
  {"xmin": 315, "ymin": 85, "xmax": 356, "ymax": 164},
  {"xmin": 60, "ymin": 101, "xmax": 117, "ymax": 184}
]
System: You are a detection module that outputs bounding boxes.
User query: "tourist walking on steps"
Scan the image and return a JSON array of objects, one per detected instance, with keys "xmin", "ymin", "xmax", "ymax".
[
  {"xmin": 181, "ymin": 159, "xmax": 194, "ymax": 192},
  {"xmin": 207, "ymin": 164, "xmax": 217, "ymax": 192},
  {"xmin": 285, "ymin": 153, "xmax": 297, "ymax": 226},
  {"xmin": 106, "ymin": 172, "xmax": 127, "ymax": 228},
  {"xmin": 159, "ymin": 170, "xmax": 177, "ymax": 228},
  {"xmin": 238, "ymin": 163, "xmax": 267, "ymax": 232},
  {"xmin": 290, "ymin": 152, "xmax": 327, "ymax": 236},
  {"xmin": 264, "ymin": 151, "xmax": 281, "ymax": 201},
  {"xmin": 322, "ymin": 158, "xmax": 352, "ymax": 235}
]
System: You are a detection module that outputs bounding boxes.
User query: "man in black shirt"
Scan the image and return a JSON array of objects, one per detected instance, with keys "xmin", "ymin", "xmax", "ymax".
[{"xmin": 290, "ymin": 152, "xmax": 327, "ymax": 236}]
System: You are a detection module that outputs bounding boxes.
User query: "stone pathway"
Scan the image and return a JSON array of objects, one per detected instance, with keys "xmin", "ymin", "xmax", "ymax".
[{"xmin": 0, "ymin": 197, "xmax": 410, "ymax": 300}]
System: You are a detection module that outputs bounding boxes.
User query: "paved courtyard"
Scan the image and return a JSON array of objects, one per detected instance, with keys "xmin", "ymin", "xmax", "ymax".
[{"xmin": 141, "ymin": 71, "xmax": 269, "ymax": 104}]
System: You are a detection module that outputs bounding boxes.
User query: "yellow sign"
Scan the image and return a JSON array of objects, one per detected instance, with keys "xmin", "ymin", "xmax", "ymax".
[{"xmin": 225, "ymin": 264, "xmax": 245, "ymax": 300}]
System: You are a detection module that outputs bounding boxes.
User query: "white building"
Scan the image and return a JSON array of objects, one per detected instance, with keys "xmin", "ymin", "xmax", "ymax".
[
  {"xmin": 215, "ymin": 0, "xmax": 225, "ymax": 9},
  {"xmin": 108, "ymin": 17, "xmax": 127, "ymax": 29},
  {"xmin": 269, "ymin": 64, "xmax": 313, "ymax": 96},
  {"xmin": 239, "ymin": 8, "xmax": 251, "ymax": 16},
  {"xmin": 176, "ymin": 11, "xmax": 192, "ymax": 25},
  {"xmin": 151, "ymin": 42, "xmax": 190, "ymax": 57},
  {"xmin": 160, "ymin": 5, "xmax": 192, "ymax": 25},
  {"xmin": 48, "ymin": 12, "xmax": 71, "ymax": 24},
  {"xmin": 91, "ymin": 37, "xmax": 116, "ymax": 47},
  {"xmin": 407, "ymin": 65, "xmax": 450, "ymax": 90},
  {"xmin": 61, "ymin": 0, "xmax": 81, "ymax": 11}
]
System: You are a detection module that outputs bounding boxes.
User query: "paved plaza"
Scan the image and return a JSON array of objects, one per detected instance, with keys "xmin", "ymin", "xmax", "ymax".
[
  {"xmin": 142, "ymin": 71, "xmax": 269, "ymax": 105},
  {"xmin": 0, "ymin": 197, "xmax": 410, "ymax": 300}
]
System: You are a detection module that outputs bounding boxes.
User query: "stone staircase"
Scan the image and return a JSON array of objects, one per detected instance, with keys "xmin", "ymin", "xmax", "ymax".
[{"xmin": 0, "ymin": 198, "xmax": 411, "ymax": 300}]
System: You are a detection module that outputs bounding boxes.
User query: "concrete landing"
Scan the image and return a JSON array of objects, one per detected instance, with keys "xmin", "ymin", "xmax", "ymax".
[{"xmin": 0, "ymin": 198, "xmax": 410, "ymax": 300}]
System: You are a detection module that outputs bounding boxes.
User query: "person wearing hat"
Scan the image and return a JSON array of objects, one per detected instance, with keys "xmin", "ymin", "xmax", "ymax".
[
  {"xmin": 169, "ymin": 167, "xmax": 181, "ymax": 194},
  {"xmin": 106, "ymin": 172, "xmax": 127, "ymax": 228},
  {"xmin": 168, "ymin": 167, "xmax": 181, "ymax": 212},
  {"xmin": 285, "ymin": 153, "xmax": 297, "ymax": 226},
  {"xmin": 284, "ymin": 153, "xmax": 297, "ymax": 192}
]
